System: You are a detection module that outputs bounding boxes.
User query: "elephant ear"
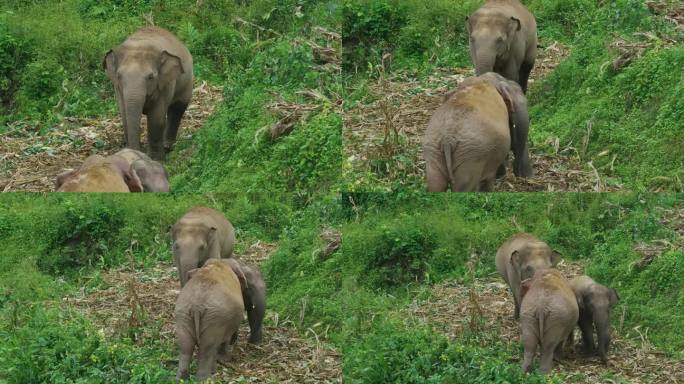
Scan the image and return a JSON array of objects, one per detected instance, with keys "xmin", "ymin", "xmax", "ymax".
[
  {"xmin": 609, "ymin": 288, "xmax": 620, "ymax": 307},
  {"xmin": 55, "ymin": 169, "xmax": 76, "ymax": 191},
  {"xmin": 103, "ymin": 49, "xmax": 118, "ymax": 81},
  {"xmin": 575, "ymin": 292, "xmax": 585, "ymax": 310},
  {"xmin": 550, "ymin": 250, "xmax": 561, "ymax": 267},
  {"xmin": 185, "ymin": 268, "xmax": 200, "ymax": 281},
  {"xmin": 123, "ymin": 167, "xmax": 144, "ymax": 192},
  {"xmin": 508, "ymin": 16, "xmax": 522, "ymax": 36},
  {"xmin": 206, "ymin": 226, "xmax": 217, "ymax": 245},
  {"xmin": 159, "ymin": 50, "xmax": 184, "ymax": 89},
  {"xmin": 510, "ymin": 250, "xmax": 521, "ymax": 266}
]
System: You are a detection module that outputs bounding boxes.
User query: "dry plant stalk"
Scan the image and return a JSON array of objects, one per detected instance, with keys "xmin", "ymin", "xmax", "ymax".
[{"xmin": 466, "ymin": 251, "xmax": 484, "ymax": 333}]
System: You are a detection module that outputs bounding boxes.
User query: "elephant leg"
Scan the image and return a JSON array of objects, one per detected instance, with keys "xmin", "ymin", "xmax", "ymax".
[
  {"xmin": 503, "ymin": 60, "xmax": 521, "ymax": 88},
  {"xmin": 424, "ymin": 147, "xmax": 449, "ymax": 192},
  {"xmin": 165, "ymin": 101, "xmax": 188, "ymax": 152},
  {"xmin": 147, "ymin": 104, "xmax": 167, "ymax": 161},
  {"xmin": 521, "ymin": 329, "xmax": 537, "ymax": 373},
  {"xmin": 519, "ymin": 61, "xmax": 534, "ymax": 94},
  {"xmin": 479, "ymin": 177, "xmax": 495, "ymax": 192},
  {"xmin": 496, "ymin": 161, "xmax": 507, "ymax": 179},
  {"xmin": 176, "ymin": 329, "xmax": 194, "ymax": 380},
  {"xmin": 579, "ymin": 315, "xmax": 596, "ymax": 355},
  {"xmin": 247, "ymin": 305, "xmax": 265, "ymax": 344},
  {"xmin": 196, "ymin": 339, "xmax": 218, "ymax": 381},
  {"xmin": 539, "ymin": 339, "xmax": 558, "ymax": 374}
]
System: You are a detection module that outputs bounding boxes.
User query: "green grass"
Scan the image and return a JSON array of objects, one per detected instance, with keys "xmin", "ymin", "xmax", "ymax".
[
  {"xmin": 1, "ymin": 0, "xmax": 341, "ymax": 193},
  {"xmin": 342, "ymin": 0, "xmax": 684, "ymax": 191},
  {"xmin": 1, "ymin": 193, "xmax": 682, "ymax": 382}
]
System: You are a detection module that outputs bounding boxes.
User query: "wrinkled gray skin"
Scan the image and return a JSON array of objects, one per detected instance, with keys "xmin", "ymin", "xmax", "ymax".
[
  {"xmin": 175, "ymin": 259, "xmax": 244, "ymax": 381},
  {"xmin": 114, "ymin": 149, "xmax": 170, "ymax": 192},
  {"xmin": 222, "ymin": 259, "xmax": 266, "ymax": 344},
  {"xmin": 171, "ymin": 206, "xmax": 235, "ymax": 287},
  {"xmin": 520, "ymin": 268, "xmax": 579, "ymax": 374},
  {"xmin": 467, "ymin": 0, "xmax": 537, "ymax": 93},
  {"xmin": 104, "ymin": 27, "xmax": 193, "ymax": 160},
  {"xmin": 496, "ymin": 233, "xmax": 561, "ymax": 319},
  {"xmin": 570, "ymin": 275, "xmax": 619, "ymax": 363}
]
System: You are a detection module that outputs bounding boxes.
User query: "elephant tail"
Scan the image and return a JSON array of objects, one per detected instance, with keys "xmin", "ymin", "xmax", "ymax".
[
  {"xmin": 441, "ymin": 142, "xmax": 457, "ymax": 188},
  {"xmin": 537, "ymin": 305, "xmax": 546, "ymax": 345},
  {"xmin": 193, "ymin": 308, "xmax": 202, "ymax": 345}
]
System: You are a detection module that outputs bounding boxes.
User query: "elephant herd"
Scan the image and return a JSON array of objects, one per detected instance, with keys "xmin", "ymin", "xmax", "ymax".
[
  {"xmin": 423, "ymin": 0, "xmax": 541, "ymax": 191},
  {"xmin": 170, "ymin": 206, "xmax": 266, "ymax": 381},
  {"xmin": 496, "ymin": 233, "xmax": 620, "ymax": 374},
  {"xmin": 56, "ymin": 27, "xmax": 191, "ymax": 192}
]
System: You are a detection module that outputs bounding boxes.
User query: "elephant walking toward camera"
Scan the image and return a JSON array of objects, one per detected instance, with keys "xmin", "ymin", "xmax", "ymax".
[
  {"xmin": 171, "ymin": 206, "xmax": 235, "ymax": 287},
  {"xmin": 495, "ymin": 233, "xmax": 561, "ymax": 319},
  {"xmin": 423, "ymin": 72, "xmax": 532, "ymax": 192},
  {"xmin": 570, "ymin": 275, "xmax": 619, "ymax": 363},
  {"xmin": 520, "ymin": 269, "xmax": 579, "ymax": 375},
  {"xmin": 104, "ymin": 27, "xmax": 193, "ymax": 160},
  {"xmin": 467, "ymin": 0, "xmax": 537, "ymax": 93},
  {"xmin": 175, "ymin": 259, "xmax": 244, "ymax": 381}
]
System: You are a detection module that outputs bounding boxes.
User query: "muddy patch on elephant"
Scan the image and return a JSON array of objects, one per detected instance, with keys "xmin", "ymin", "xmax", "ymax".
[
  {"xmin": 402, "ymin": 259, "xmax": 683, "ymax": 383},
  {"xmin": 0, "ymin": 80, "xmax": 222, "ymax": 192},
  {"xmin": 57, "ymin": 242, "xmax": 341, "ymax": 383}
]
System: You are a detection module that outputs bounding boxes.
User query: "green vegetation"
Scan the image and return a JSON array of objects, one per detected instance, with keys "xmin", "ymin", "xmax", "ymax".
[
  {"xmin": 1, "ymin": 193, "xmax": 682, "ymax": 382},
  {"xmin": 1, "ymin": 0, "xmax": 341, "ymax": 193},
  {"xmin": 342, "ymin": 0, "xmax": 684, "ymax": 191}
]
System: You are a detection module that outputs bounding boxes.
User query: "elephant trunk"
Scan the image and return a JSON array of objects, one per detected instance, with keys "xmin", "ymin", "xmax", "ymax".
[
  {"xmin": 594, "ymin": 311, "xmax": 611, "ymax": 363},
  {"xmin": 475, "ymin": 51, "xmax": 497, "ymax": 76},
  {"xmin": 179, "ymin": 259, "xmax": 198, "ymax": 288},
  {"xmin": 123, "ymin": 86, "xmax": 146, "ymax": 150}
]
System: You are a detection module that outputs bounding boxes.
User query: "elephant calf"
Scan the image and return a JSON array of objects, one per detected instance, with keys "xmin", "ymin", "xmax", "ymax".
[
  {"xmin": 423, "ymin": 72, "xmax": 532, "ymax": 192},
  {"xmin": 224, "ymin": 258, "xmax": 266, "ymax": 344},
  {"xmin": 171, "ymin": 206, "xmax": 235, "ymax": 287},
  {"xmin": 114, "ymin": 149, "xmax": 170, "ymax": 192},
  {"xmin": 104, "ymin": 27, "xmax": 193, "ymax": 160},
  {"xmin": 520, "ymin": 269, "xmax": 579, "ymax": 375},
  {"xmin": 175, "ymin": 259, "xmax": 244, "ymax": 381},
  {"xmin": 55, "ymin": 154, "xmax": 143, "ymax": 192},
  {"xmin": 570, "ymin": 275, "xmax": 619, "ymax": 363},
  {"xmin": 495, "ymin": 233, "xmax": 561, "ymax": 319},
  {"xmin": 467, "ymin": 0, "xmax": 537, "ymax": 93}
]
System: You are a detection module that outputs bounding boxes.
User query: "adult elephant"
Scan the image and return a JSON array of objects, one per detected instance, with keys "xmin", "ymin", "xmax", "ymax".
[
  {"xmin": 422, "ymin": 72, "xmax": 532, "ymax": 192},
  {"xmin": 103, "ymin": 27, "xmax": 193, "ymax": 160},
  {"xmin": 467, "ymin": 0, "xmax": 537, "ymax": 93}
]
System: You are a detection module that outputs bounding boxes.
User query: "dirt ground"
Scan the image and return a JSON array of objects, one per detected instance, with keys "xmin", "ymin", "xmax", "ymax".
[
  {"xmin": 0, "ymin": 81, "xmax": 223, "ymax": 192},
  {"xmin": 60, "ymin": 240, "xmax": 342, "ymax": 383},
  {"xmin": 343, "ymin": 42, "xmax": 624, "ymax": 192},
  {"xmin": 403, "ymin": 259, "xmax": 683, "ymax": 383}
]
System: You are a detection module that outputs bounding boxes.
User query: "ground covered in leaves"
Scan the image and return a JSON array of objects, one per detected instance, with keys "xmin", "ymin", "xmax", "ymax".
[
  {"xmin": 403, "ymin": 259, "xmax": 683, "ymax": 383},
  {"xmin": 343, "ymin": 42, "xmax": 623, "ymax": 192},
  {"xmin": 0, "ymin": 81, "xmax": 222, "ymax": 192},
  {"xmin": 60, "ymin": 241, "xmax": 341, "ymax": 383}
]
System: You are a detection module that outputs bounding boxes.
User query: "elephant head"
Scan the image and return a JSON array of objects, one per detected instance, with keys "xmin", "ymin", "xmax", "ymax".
[
  {"xmin": 510, "ymin": 245, "xmax": 560, "ymax": 282},
  {"xmin": 103, "ymin": 47, "xmax": 185, "ymax": 150},
  {"xmin": 131, "ymin": 159, "xmax": 170, "ymax": 192},
  {"xmin": 171, "ymin": 223, "xmax": 218, "ymax": 287},
  {"xmin": 477, "ymin": 72, "xmax": 533, "ymax": 177},
  {"xmin": 466, "ymin": 13, "xmax": 522, "ymax": 76}
]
